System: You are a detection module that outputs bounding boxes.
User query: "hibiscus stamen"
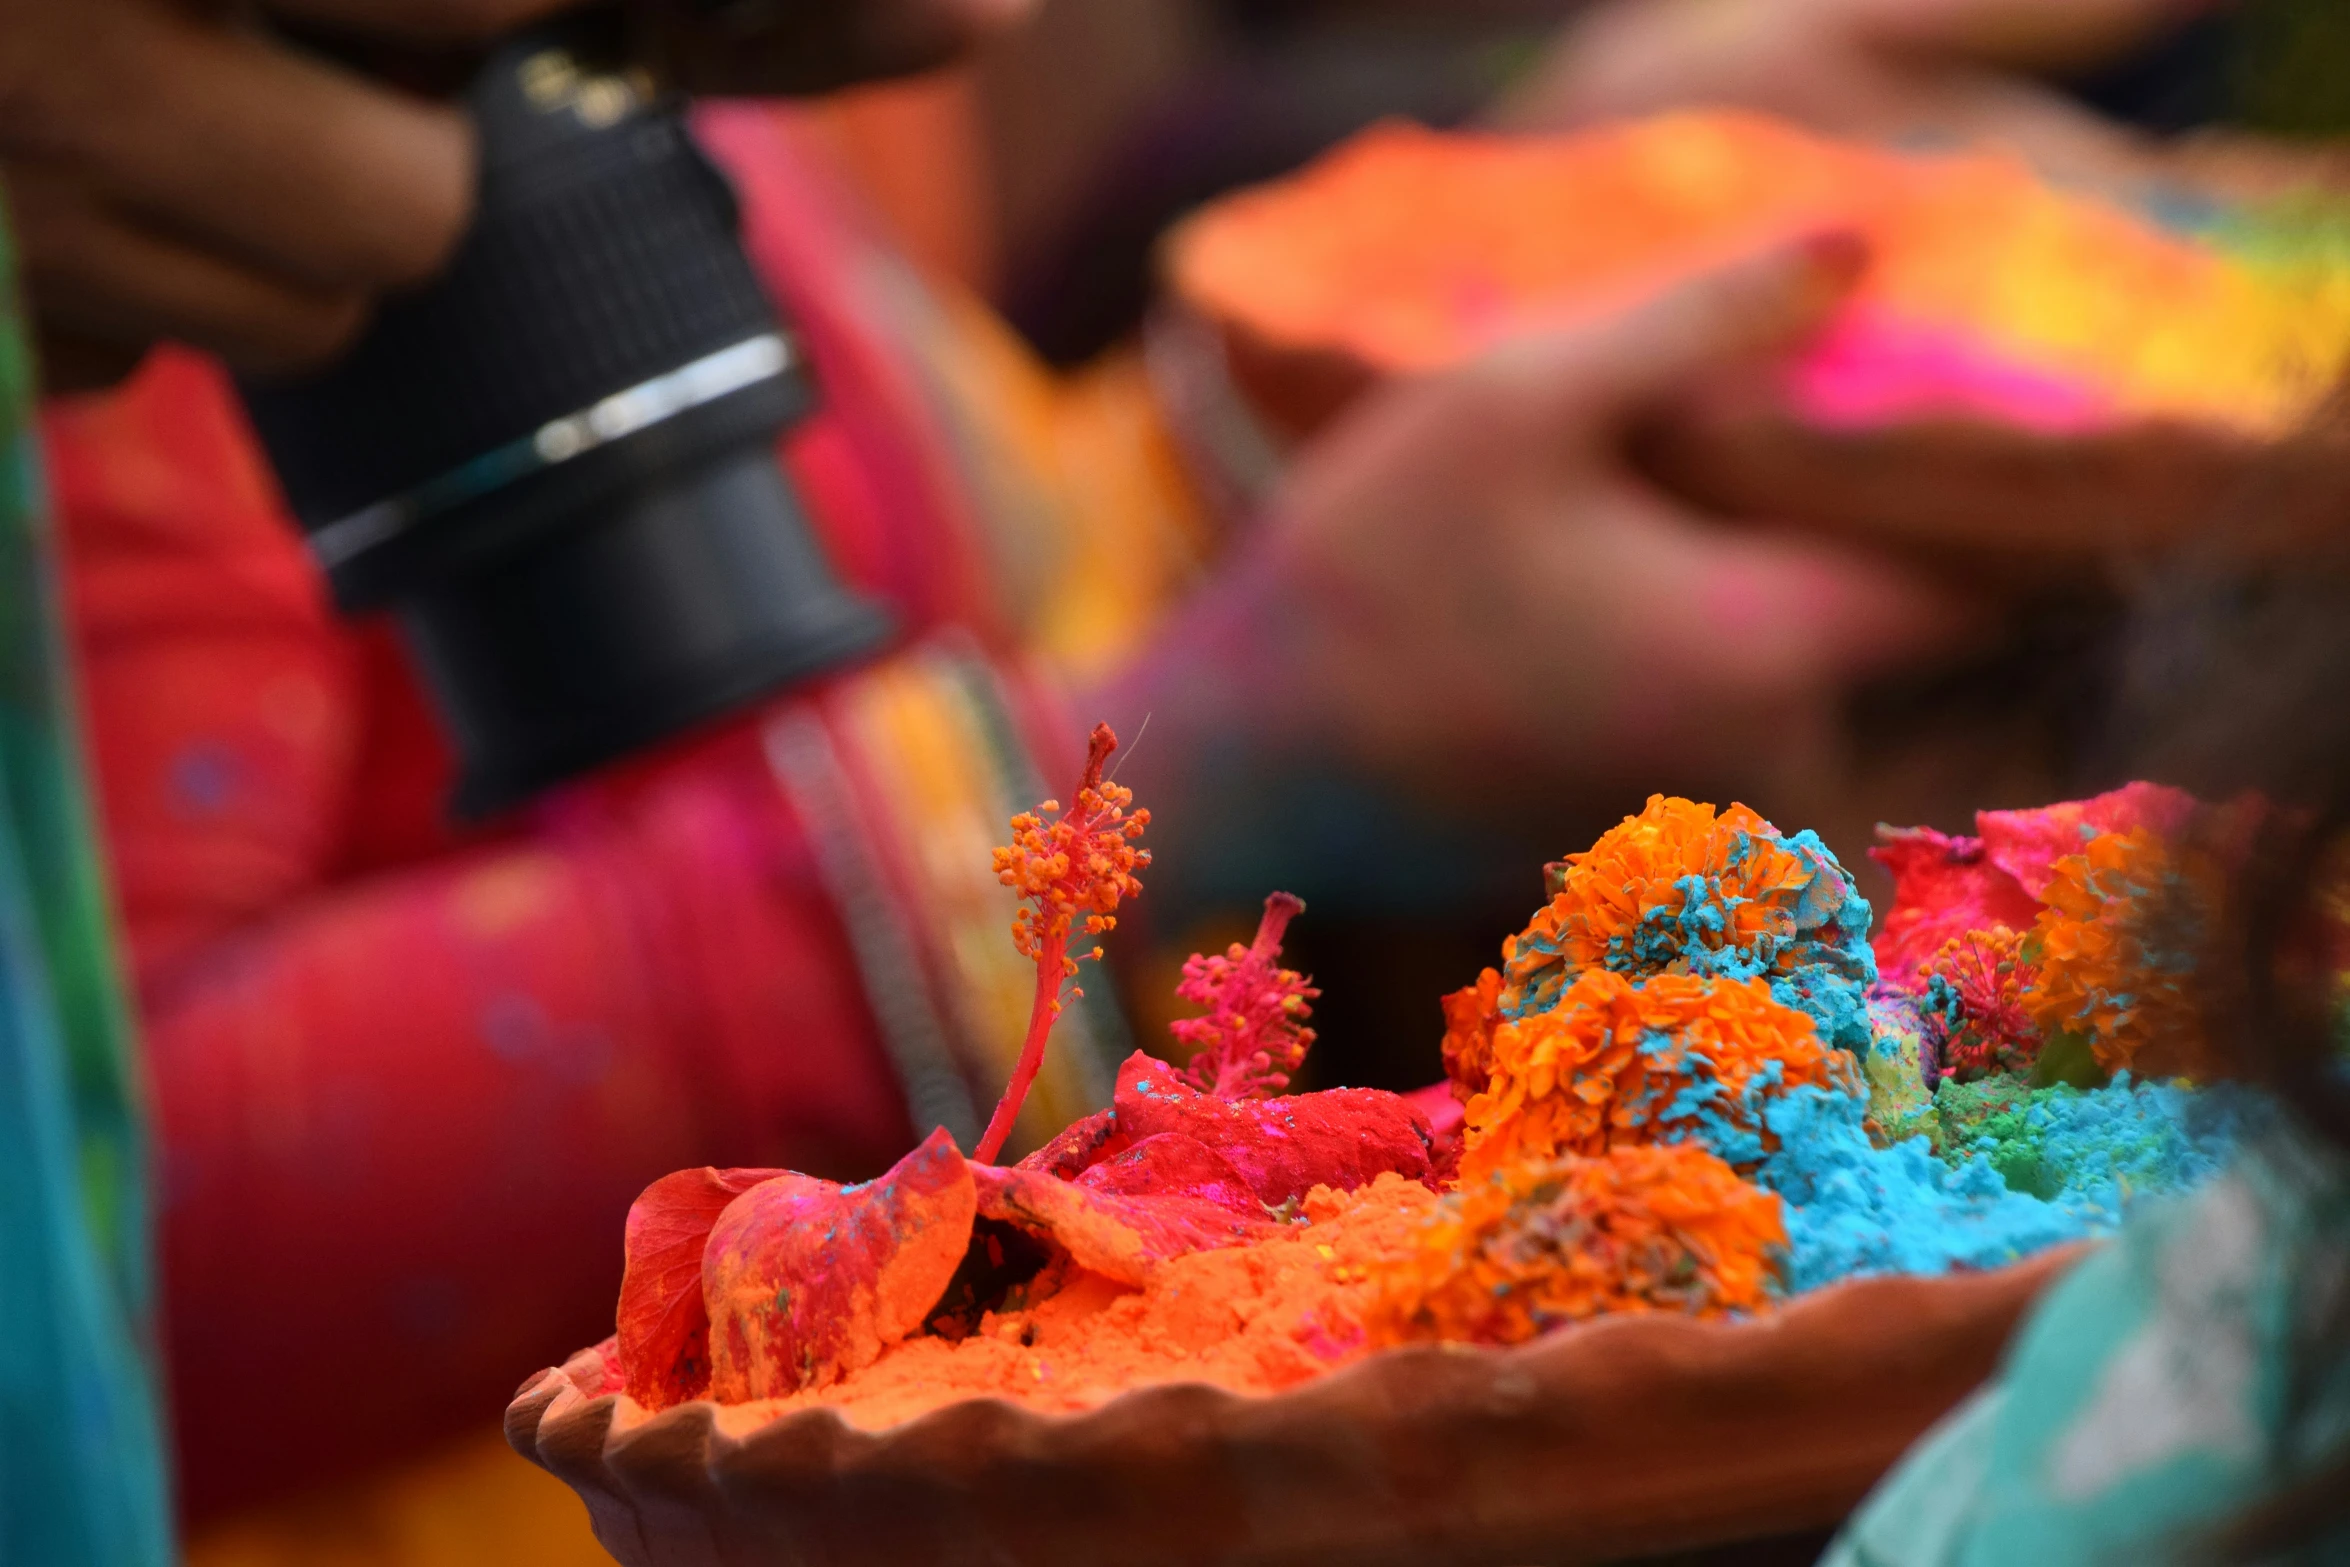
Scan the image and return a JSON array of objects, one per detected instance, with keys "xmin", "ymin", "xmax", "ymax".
[{"xmin": 974, "ymin": 724, "xmax": 1150, "ymax": 1162}]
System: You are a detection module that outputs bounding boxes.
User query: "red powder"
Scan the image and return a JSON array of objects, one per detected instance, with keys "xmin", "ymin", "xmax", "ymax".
[{"xmin": 721, "ymin": 1174, "xmax": 1440, "ymax": 1432}]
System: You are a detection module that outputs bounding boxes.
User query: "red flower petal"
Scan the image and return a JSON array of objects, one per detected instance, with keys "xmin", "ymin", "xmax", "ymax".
[
  {"xmin": 1977, "ymin": 782, "xmax": 2196, "ymax": 900},
  {"xmin": 1102, "ymin": 1052, "xmax": 1438, "ymax": 1204},
  {"xmin": 1017, "ymin": 1106, "xmax": 1124, "ymax": 1179},
  {"xmin": 615, "ymin": 1166, "xmax": 789, "ymax": 1409},
  {"xmin": 1073, "ymin": 1131, "xmax": 1264, "ymax": 1216},
  {"xmin": 1868, "ymin": 828, "xmax": 2039, "ymax": 992},
  {"xmin": 1402, "ymin": 1083, "xmax": 1466, "ymax": 1185},
  {"xmin": 703, "ymin": 1129, "xmax": 978, "ymax": 1400},
  {"xmin": 972, "ymin": 1165, "xmax": 1278, "ymax": 1285}
]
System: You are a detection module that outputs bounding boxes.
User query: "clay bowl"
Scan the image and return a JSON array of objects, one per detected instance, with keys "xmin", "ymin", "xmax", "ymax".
[
  {"xmin": 1630, "ymin": 391, "xmax": 2277, "ymax": 585},
  {"xmin": 508, "ymin": 1246, "xmax": 2079, "ymax": 1567},
  {"xmin": 1187, "ymin": 305, "xmax": 2284, "ymax": 585}
]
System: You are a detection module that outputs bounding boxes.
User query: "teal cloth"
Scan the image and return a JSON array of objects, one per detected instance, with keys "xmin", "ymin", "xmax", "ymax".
[
  {"xmin": 1825, "ymin": 1131, "xmax": 2350, "ymax": 1566},
  {"xmin": 0, "ymin": 214, "xmax": 175, "ymax": 1561}
]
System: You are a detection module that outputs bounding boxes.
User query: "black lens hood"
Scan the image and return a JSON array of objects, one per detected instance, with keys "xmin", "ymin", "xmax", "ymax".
[{"xmin": 239, "ymin": 17, "xmax": 890, "ymax": 815}]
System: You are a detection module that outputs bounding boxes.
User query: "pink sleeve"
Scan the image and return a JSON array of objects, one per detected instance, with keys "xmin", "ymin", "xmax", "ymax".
[{"xmin": 147, "ymin": 722, "xmax": 917, "ymax": 1518}]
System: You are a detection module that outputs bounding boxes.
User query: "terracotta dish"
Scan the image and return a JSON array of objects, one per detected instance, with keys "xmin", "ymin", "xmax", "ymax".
[{"xmin": 509, "ymin": 1247, "xmax": 2077, "ymax": 1567}]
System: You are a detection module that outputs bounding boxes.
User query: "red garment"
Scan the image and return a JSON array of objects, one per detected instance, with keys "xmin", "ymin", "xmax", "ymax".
[{"xmin": 42, "ymin": 106, "xmax": 1037, "ymax": 1520}]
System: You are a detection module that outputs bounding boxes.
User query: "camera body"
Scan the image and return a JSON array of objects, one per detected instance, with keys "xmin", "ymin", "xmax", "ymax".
[{"xmin": 240, "ymin": 24, "xmax": 889, "ymax": 817}]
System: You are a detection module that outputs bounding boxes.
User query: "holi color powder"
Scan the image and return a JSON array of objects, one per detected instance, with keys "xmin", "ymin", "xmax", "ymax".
[
  {"xmin": 1473, "ymin": 794, "xmax": 2257, "ymax": 1300},
  {"xmin": 1172, "ymin": 113, "xmax": 2350, "ymax": 436},
  {"xmin": 1782, "ymin": 307, "xmax": 2115, "ymax": 434},
  {"xmin": 1749, "ymin": 1085, "xmax": 2092, "ymax": 1294},
  {"xmin": 640, "ymin": 786, "xmax": 2265, "ymax": 1432},
  {"xmin": 1923, "ymin": 1073, "xmax": 2257, "ymax": 1214},
  {"xmin": 724, "ymin": 1174, "xmax": 1441, "ymax": 1431}
]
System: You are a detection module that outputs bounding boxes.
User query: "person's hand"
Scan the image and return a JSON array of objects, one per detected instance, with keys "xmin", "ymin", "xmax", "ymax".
[
  {"xmin": 1258, "ymin": 230, "xmax": 1981, "ymax": 795},
  {"xmin": 5, "ymin": 0, "xmax": 1032, "ymax": 390},
  {"xmin": 1100, "ymin": 234, "xmax": 1990, "ymax": 915},
  {"xmin": 3, "ymin": 0, "xmax": 480, "ymax": 386}
]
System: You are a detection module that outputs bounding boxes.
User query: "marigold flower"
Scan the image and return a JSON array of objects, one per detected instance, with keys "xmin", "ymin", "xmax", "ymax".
[
  {"xmin": 1174, "ymin": 892, "xmax": 1320, "ymax": 1099},
  {"xmin": 1439, "ymin": 967, "xmax": 1503, "ymax": 1104},
  {"xmin": 1500, "ymin": 795, "xmax": 1873, "ymax": 1026},
  {"xmin": 1918, "ymin": 925, "xmax": 2037, "ymax": 1083},
  {"xmin": 1366, "ymin": 1142, "xmax": 1784, "ymax": 1347},
  {"xmin": 2023, "ymin": 826, "xmax": 2217, "ymax": 1080},
  {"xmin": 975, "ymin": 723, "xmax": 1150, "ymax": 1161},
  {"xmin": 1459, "ymin": 970, "xmax": 1854, "ymax": 1183}
]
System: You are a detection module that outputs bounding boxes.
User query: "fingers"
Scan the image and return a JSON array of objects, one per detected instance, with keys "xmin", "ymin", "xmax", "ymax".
[
  {"xmin": 30, "ymin": 9, "xmax": 473, "ymax": 291},
  {"xmin": 1574, "ymin": 229, "xmax": 1870, "ymax": 409},
  {"xmin": 1608, "ymin": 483, "xmax": 1989, "ymax": 701},
  {"xmin": 1459, "ymin": 228, "xmax": 1868, "ymax": 453},
  {"xmin": 11, "ymin": 164, "xmax": 371, "ymax": 373}
]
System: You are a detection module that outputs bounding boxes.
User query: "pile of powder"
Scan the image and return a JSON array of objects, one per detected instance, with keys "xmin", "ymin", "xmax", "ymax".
[
  {"xmin": 1926, "ymin": 1074, "xmax": 2254, "ymax": 1213},
  {"xmin": 740, "ymin": 1174, "xmax": 1440, "ymax": 1431},
  {"xmin": 1753, "ymin": 1086, "xmax": 2095, "ymax": 1293},
  {"xmin": 1757, "ymin": 1073, "xmax": 2257, "ymax": 1293},
  {"xmin": 1169, "ymin": 113, "xmax": 2350, "ymax": 435}
]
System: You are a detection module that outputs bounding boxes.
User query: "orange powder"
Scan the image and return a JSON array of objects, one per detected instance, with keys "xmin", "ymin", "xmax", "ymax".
[
  {"xmin": 1168, "ymin": 113, "xmax": 2350, "ymax": 434},
  {"xmin": 729, "ymin": 1174, "xmax": 1441, "ymax": 1432}
]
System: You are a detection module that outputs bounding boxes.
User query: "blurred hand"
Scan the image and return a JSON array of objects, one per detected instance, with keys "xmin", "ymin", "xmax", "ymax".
[
  {"xmin": 3, "ymin": 0, "xmax": 474, "ymax": 386},
  {"xmin": 1255, "ymin": 232, "xmax": 1983, "ymax": 800},
  {"xmin": 1109, "ymin": 234, "xmax": 1988, "ymax": 858},
  {"xmin": 4, "ymin": 0, "xmax": 1032, "ymax": 389}
]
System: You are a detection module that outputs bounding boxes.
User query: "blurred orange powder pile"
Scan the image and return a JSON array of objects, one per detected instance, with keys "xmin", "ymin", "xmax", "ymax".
[{"xmin": 1170, "ymin": 112, "xmax": 2350, "ymax": 434}]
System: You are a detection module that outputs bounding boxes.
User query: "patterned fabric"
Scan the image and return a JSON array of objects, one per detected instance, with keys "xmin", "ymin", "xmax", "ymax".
[
  {"xmin": 1826, "ymin": 1131, "xmax": 2350, "ymax": 1565},
  {"xmin": 766, "ymin": 636, "xmax": 1130, "ymax": 1147},
  {"xmin": 0, "ymin": 203, "xmax": 176, "ymax": 1561},
  {"xmin": 33, "ymin": 101, "xmax": 1205, "ymax": 1529}
]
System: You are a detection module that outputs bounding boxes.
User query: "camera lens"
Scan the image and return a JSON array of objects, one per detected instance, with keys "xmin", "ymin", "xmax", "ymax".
[{"xmin": 239, "ymin": 18, "xmax": 890, "ymax": 817}]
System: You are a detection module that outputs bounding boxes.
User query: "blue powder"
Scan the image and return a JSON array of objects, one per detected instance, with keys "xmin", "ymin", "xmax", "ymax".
[
  {"xmin": 1636, "ymin": 1030, "xmax": 1790, "ymax": 1168},
  {"xmin": 1769, "ymin": 966, "xmax": 1875, "ymax": 1059},
  {"xmin": 1942, "ymin": 1075, "xmax": 2256, "ymax": 1218},
  {"xmin": 1741, "ymin": 1086, "xmax": 2097, "ymax": 1292},
  {"xmin": 1727, "ymin": 1076, "xmax": 2258, "ymax": 1294}
]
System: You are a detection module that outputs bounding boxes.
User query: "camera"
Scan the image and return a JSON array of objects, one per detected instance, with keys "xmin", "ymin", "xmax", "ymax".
[{"xmin": 239, "ymin": 19, "xmax": 891, "ymax": 817}]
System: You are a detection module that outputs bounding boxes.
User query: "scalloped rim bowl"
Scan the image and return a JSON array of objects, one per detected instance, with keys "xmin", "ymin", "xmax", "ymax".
[{"xmin": 509, "ymin": 1247, "xmax": 2080, "ymax": 1567}]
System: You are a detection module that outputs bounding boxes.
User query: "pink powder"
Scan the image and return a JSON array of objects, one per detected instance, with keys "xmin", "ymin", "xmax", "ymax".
[{"xmin": 1783, "ymin": 308, "xmax": 2115, "ymax": 435}]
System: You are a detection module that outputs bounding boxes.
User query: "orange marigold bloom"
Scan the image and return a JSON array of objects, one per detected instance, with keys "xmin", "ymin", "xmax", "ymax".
[
  {"xmin": 976, "ymin": 723, "xmax": 1150, "ymax": 1161},
  {"xmin": 2024, "ymin": 826, "xmax": 2217, "ymax": 1080},
  {"xmin": 1438, "ymin": 967, "xmax": 1503, "ymax": 1104},
  {"xmin": 1460, "ymin": 969, "xmax": 1853, "ymax": 1183},
  {"xmin": 1367, "ymin": 1143, "xmax": 1784, "ymax": 1347},
  {"xmin": 1501, "ymin": 795, "xmax": 1866, "ymax": 1020}
]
